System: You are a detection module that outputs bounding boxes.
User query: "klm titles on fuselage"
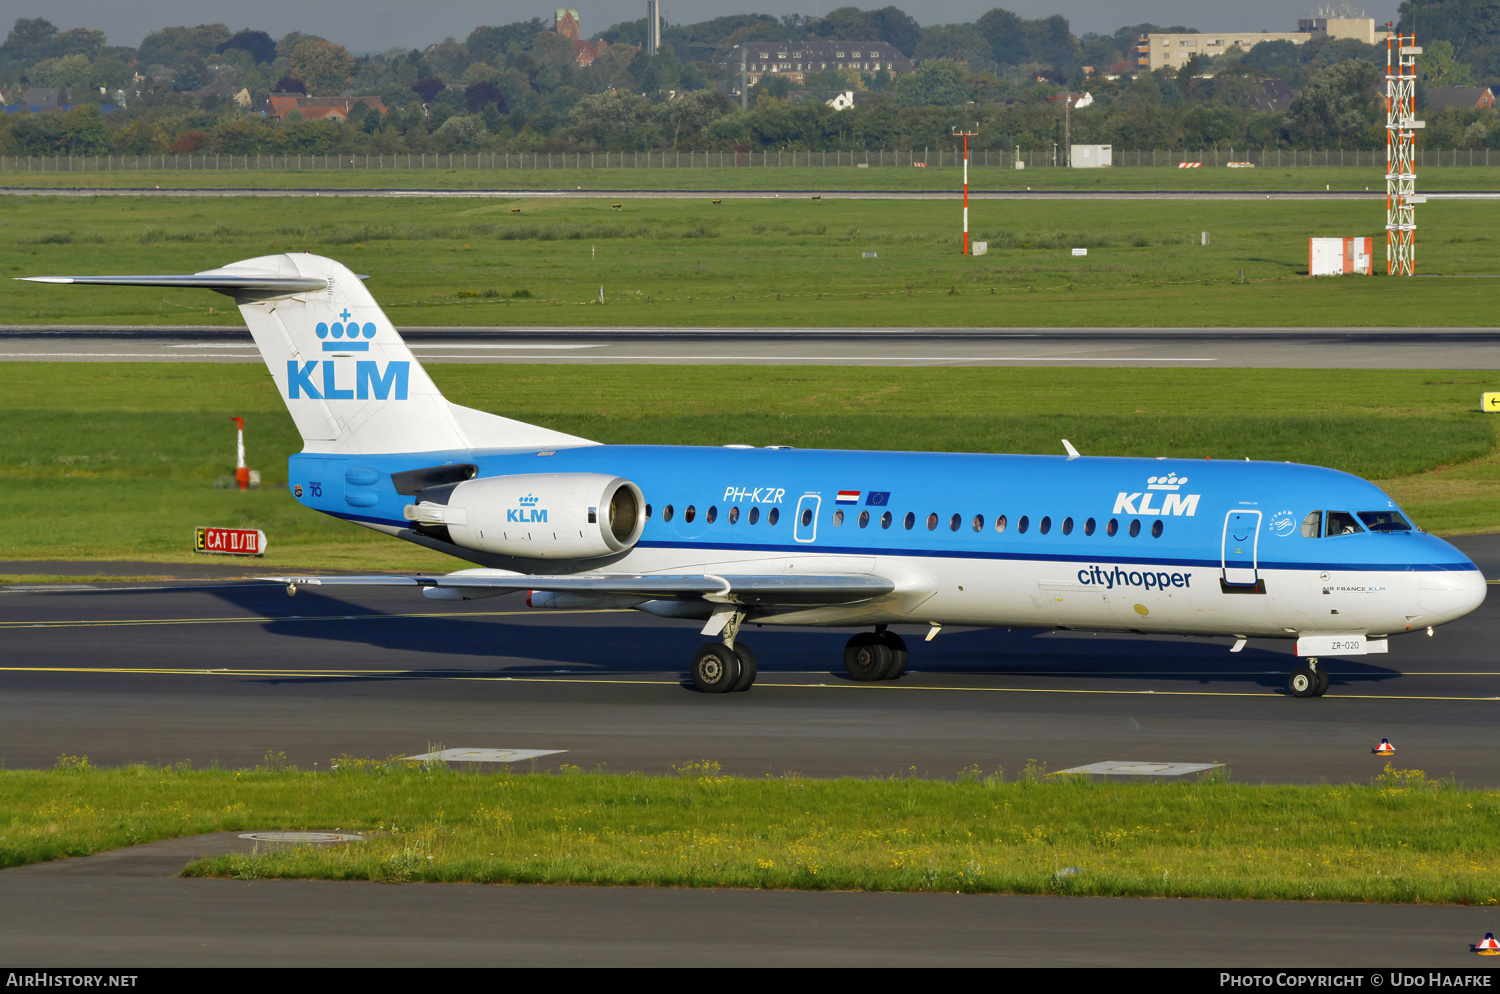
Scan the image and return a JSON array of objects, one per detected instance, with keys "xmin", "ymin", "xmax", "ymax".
[{"xmin": 1115, "ymin": 473, "xmax": 1200, "ymax": 517}]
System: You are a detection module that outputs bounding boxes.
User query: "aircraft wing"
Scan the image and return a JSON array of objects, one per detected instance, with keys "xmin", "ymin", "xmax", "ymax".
[{"xmin": 259, "ymin": 571, "xmax": 896, "ymax": 607}]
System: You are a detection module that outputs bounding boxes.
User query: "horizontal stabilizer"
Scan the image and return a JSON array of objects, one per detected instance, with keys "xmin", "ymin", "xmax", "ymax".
[
  {"xmin": 262, "ymin": 570, "xmax": 896, "ymax": 607},
  {"xmin": 18, "ymin": 272, "xmax": 329, "ymax": 298}
]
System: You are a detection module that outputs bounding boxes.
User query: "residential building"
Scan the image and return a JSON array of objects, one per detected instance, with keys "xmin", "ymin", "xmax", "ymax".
[
  {"xmin": 719, "ymin": 41, "xmax": 913, "ymax": 87},
  {"xmin": 1425, "ymin": 86, "xmax": 1497, "ymax": 112},
  {"xmin": 1136, "ymin": 18, "xmax": 1377, "ymax": 71},
  {"xmin": 264, "ymin": 93, "xmax": 388, "ymax": 122}
]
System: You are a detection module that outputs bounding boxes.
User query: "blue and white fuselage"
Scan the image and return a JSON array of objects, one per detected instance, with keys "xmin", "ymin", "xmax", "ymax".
[
  {"xmin": 24, "ymin": 252, "xmax": 1485, "ymax": 696},
  {"xmin": 292, "ymin": 444, "xmax": 1483, "ymax": 640}
]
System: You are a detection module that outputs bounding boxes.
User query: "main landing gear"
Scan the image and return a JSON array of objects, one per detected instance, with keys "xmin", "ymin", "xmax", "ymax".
[
  {"xmin": 1288, "ymin": 657, "xmax": 1331, "ymax": 698},
  {"xmin": 690, "ymin": 608, "xmax": 757, "ymax": 694},
  {"xmin": 689, "ymin": 620, "xmax": 911, "ymax": 693},
  {"xmin": 843, "ymin": 626, "xmax": 909, "ymax": 682}
]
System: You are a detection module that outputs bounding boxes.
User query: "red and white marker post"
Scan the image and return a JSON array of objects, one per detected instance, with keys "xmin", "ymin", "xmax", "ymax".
[
  {"xmin": 953, "ymin": 127, "xmax": 978, "ymax": 254},
  {"xmin": 231, "ymin": 416, "xmax": 249, "ymax": 490}
]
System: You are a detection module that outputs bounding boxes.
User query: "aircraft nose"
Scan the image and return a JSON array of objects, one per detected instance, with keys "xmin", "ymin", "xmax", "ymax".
[{"xmin": 1418, "ymin": 566, "xmax": 1487, "ymax": 623}]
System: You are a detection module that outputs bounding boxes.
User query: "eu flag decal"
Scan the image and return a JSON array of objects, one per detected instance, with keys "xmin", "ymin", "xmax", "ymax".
[
  {"xmin": 836, "ymin": 490, "xmax": 860, "ymax": 505},
  {"xmin": 865, "ymin": 491, "xmax": 890, "ymax": 506}
]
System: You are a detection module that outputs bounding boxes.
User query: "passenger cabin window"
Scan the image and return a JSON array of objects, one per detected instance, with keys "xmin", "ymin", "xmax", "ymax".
[
  {"xmin": 768, "ymin": 508, "xmax": 780, "ymax": 526},
  {"xmin": 1324, "ymin": 511, "xmax": 1362, "ymax": 536},
  {"xmin": 729, "ymin": 506, "xmax": 740, "ymax": 524},
  {"xmin": 1018, "ymin": 516, "xmax": 1029, "ymax": 534},
  {"xmin": 749, "ymin": 507, "xmax": 760, "ymax": 525},
  {"xmin": 881, "ymin": 511, "xmax": 892, "ymax": 529},
  {"xmin": 832, "ymin": 510, "xmax": 844, "ymax": 526},
  {"xmin": 904, "ymin": 512, "xmax": 915, "ymax": 530},
  {"xmin": 1300, "ymin": 511, "xmax": 1321, "ymax": 538},
  {"xmin": 706, "ymin": 506, "xmax": 717, "ymax": 523},
  {"xmin": 663, "ymin": 505, "xmax": 675, "ymax": 522},
  {"xmin": 684, "ymin": 505, "xmax": 696, "ymax": 523},
  {"xmin": 1358, "ymin": 510, "xmax": 1413, "ymax": 532},
  {"xmin": 994, "ymin": 515, "xmax": 1007, "ymax": 533},
  {"xmin": 859, "ymin": 511, "xmax": 870, "ymax": 528}
]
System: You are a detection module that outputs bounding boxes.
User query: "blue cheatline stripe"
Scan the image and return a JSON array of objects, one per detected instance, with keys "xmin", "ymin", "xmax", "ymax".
[{"xmin": 322, "ymin": 511, "xmax": 1475, "ymax": 574}]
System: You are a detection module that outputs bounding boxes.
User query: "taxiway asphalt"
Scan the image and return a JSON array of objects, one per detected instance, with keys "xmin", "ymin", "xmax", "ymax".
[{"xmin": 2, "ymin": 558, "xmax": 1500, "ymax": 966}]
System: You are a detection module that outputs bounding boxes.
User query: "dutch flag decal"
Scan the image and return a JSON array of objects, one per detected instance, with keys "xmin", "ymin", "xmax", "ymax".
[{"xmin": 836, "ymin": 490, "xmax": 861, "ymax": 504}]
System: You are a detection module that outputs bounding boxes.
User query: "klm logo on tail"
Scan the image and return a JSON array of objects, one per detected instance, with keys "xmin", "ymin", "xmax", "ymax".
[
  {"xmin": 287, "ymin": 360, "xmax": 409, "ymax": 400},
  {"xmin": 287, "ymin": 314, "xmax": 408, "ymax": 400}
]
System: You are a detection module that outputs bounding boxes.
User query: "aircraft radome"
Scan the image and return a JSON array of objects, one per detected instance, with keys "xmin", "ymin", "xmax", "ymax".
[{"xmin": 22, "ymin": 254, "xmax": 1486, "ymax": 697}]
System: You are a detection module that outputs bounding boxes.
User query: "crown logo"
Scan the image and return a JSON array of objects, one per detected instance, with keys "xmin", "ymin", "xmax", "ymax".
[
  {"xmin": 1146, "ymin": 473, "xmax": 1186, "ymax": 491},
  {"xmin": 519, "ymin": 494, "xmax": 539, "ymax": 506}
]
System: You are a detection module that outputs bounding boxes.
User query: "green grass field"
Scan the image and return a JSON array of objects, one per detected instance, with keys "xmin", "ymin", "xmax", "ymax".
[
  {"xmin": 1, "ymin": 363, "xmax": 1496, "ymax": 568},
  {"xmin": 5, "ymin": 193, "xmax": 1500, "ymax": 328},
  {"xmin": 4, "ymin": 163, "xmax": 1500, "ymax": 192},
  {"xmin": 4, "ymin": 758, "xmax": 1497, "ymax": 904}
]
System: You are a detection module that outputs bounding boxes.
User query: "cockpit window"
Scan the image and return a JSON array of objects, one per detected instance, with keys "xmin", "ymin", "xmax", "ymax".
[
  {"xmin": 1358, "ymin": 510, "xmax": 1413, "ymax": 533},
  {"xmin": 1324, "ymin": 510, "xmax": 1363, "ymax": 536},
  {"xmin": 1300, "ymin": 511, "xmax": 1321, "ymax": 538}
]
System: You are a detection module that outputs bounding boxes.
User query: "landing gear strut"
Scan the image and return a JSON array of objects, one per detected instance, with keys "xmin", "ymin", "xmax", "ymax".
[
  {"xmin": 843, "ymin": 627, "xmax": 909, "ymax": 682},
  {"xmin": 690, "ymin": 608, "xmax": 756, "ymax": 694},
  {"xmin": 1289, "ymin": 657, "xmax": 1330, "ymax": 698}
]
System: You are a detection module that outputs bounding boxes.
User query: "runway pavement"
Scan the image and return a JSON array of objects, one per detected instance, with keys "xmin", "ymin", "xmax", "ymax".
[{"xmin": 6, "ymin": 325, "xmax": 1500, "ymax": 367}]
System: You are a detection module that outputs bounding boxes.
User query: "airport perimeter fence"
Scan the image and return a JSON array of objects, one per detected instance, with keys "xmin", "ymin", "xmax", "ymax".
[{"xmin": 3, "ymin": 147, "xmax": 1500, "ymax": 172}]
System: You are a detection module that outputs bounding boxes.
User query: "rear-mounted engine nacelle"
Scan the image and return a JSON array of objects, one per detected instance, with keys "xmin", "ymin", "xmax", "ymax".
[{"xmin": 403, "ymin": 472, "xmax": 644, "ymax": 560}]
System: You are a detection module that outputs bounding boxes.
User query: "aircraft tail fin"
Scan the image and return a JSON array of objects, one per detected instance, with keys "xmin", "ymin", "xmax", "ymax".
[{"xmin": 21, "ymin": 253, "xmax": 594, "ymax": 456}]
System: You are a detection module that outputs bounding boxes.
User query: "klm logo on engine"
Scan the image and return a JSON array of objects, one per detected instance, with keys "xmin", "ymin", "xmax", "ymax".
[
  {"xmin": 507, "ymin": 494, "xmax": 548, "ymax": 523},
  {"xmin": 1113, "ymin": 472, "xmax": 1200, "ymax": 517},
  {"xmin": 286, "ymin": 360, "xmax": 409, "ymax": 401}
]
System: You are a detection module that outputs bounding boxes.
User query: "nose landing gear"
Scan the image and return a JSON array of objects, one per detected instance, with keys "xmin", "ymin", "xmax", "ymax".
[{"xmin": 1288, "ymin": 657, "xmax": 1330, "ymax": 698}]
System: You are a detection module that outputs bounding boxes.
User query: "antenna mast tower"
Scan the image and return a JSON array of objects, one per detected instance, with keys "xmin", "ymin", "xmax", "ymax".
[{"xmin": 1385, "ymin": 30, "xmax": 1422, "ymax": 275}]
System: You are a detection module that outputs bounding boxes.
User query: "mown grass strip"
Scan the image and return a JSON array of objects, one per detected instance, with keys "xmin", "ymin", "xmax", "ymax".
[
  {"xmin": 0, "ymin": 364, "xmax": 1496, "ymax": 566},
  {"xmin": 6, "ymin": 193, "xmax": 1500, "ymax": 327},
  {"xmin": 4, "ymin": 757, "xmax": 1498, "ymax": 904}
]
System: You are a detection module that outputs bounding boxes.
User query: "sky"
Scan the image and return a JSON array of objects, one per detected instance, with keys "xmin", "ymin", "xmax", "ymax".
[{"xmin": 14, "ymin": 1, "xmax": 1402, "ymax": 53}]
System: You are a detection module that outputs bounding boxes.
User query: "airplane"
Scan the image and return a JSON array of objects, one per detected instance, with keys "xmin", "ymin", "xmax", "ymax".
[{"xmin": 23, "ymin": 253, "xmax": 1487, "ymax": 697}]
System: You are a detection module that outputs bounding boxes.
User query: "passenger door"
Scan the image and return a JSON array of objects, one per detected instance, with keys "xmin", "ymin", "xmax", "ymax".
[
  {"xmin": 794, "ymin": 493, "xmax": 821, "ymax": 543},
  {"xmin": 1221, "ymin": 510, "xmax": 1263, "ymax": 590}
]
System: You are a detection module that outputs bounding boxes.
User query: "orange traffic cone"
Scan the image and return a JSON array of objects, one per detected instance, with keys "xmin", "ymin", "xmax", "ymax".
[
  {"xmin": 1472, "ymin": 932, "xmax": 1499, "ymax": 955},
  {"xmin": 1373, "ymin": 738, "xmax": 1395, "ymax": 756}
]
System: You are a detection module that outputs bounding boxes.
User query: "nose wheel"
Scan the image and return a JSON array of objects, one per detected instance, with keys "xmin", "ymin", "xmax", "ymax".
[{"xmin": 1289, "ymin": 658, "xmax": 1330, "ymax": 698}]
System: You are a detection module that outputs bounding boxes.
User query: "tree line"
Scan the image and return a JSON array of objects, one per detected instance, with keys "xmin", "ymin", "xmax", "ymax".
[{"xmin": 3, "ymin": 6, "xmax": 1500, "ymax": 158}]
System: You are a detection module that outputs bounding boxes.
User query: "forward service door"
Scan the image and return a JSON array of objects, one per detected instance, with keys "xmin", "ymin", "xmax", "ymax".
[{"xmin": 1221, "ymin": 509, "xmax": 1263, "ymax": 591}]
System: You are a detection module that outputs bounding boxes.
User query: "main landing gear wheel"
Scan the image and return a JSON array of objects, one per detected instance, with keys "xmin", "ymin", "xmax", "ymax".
[
  {"xmin": 691, "ymin": 643, "xmax": 740, "ymax": 694},
  {"xmin": 843, "ymin": 630, "xmax": 908, "ymax": 682},
  {"xmin": 1289, "ymin": 660, "xmax": 1329, "ymax": 698},
  {"xmin": 883, "ymin": 631, "xmax": 909, "ymax": 680},
  {"xmin": 731, "ymin": 643, "xmax": 757, "ymax": 693}
]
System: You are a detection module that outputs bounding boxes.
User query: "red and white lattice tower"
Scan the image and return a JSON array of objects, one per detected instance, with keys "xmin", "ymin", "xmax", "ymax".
[{"xmin": 1385, "ymin": 31, "xmax": 1422, "ymax": 275}]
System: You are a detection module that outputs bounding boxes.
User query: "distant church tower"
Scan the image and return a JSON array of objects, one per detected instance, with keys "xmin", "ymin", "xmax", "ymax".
[{"xmin": 646, "ymin": 0, "xmax": 661, "ymax": 56}]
